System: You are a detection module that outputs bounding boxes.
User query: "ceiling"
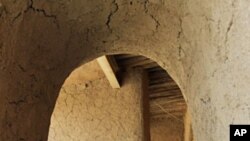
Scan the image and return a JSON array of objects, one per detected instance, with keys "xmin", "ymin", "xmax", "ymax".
[{"xmin": 114, "ymin": 54, "xmax": 187, "ymax": 120}]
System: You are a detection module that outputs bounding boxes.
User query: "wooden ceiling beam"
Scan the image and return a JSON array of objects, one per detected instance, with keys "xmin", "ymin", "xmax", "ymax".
[
  {"xmin": 150, "ymin": 94, "xmax": 183, "ymax": 100},
  {"xmin": 114, "ymin": 54, "xmax": 137, "ymax": 60},
  {"xmin": 149, "ymin": 89, "xmax": 181, "ymax": 96},
  {"xmin": 97, "ymin": 56, "xmax": 120, "ymax": 89},
  {"xmin": 150, "ymin": 109, "xmax": 187, "ymax": 114},
  {"xmin": 119, "ymin": 58, "xmax": 154, "ymax": 68},
  {"xmin": 149, "ymin": 81, "xmax": 178, "ymax": 90},
  {"xmin": 141, "ymin": 62, "xmax": 159, "ymax": 69},
  {"xmin": 147, "ymin": 66, "xmax": 163, "ymax": 72},
  {"xmin": 150, "ymin": 104, "xmax": 187, "ymax": 110},
  {"xmin": 113, "ymin": 54, "xmax": 187, "ymax": 117},
  {"xmin": 150, "ymin": 113, "xmax": 184, "ymax": 119}
]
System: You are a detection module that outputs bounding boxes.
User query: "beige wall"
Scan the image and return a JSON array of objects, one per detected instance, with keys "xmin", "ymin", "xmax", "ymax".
[
  {"xmin": 184, "ymin": 109, "xmax": 193, "ymax": 141},
  {"xmin": 151, "ymin": 118, "xmax": 184, "ymax": 141},
  {"xmin": 49, "ymin": 68, "xmax": 149, "ymax": 141},
  {"xmin": 1, "ymin": 0, "xmax": 250, "ymax": 141}
]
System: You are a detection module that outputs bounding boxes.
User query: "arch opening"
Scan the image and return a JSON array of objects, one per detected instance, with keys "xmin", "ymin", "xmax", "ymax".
[{"xmin": 48, "ymin": 54, "xmax": 190, "ymax": 141}]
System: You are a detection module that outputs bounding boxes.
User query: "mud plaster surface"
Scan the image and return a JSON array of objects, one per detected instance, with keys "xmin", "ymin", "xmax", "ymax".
[
  {"xmin": 0, "ymin": 0, "xmax": 250, "ymax": 140},
  {"xmin": 49, "ymin": 66, "xmax": 146, "ymax": 141},
  {"xmin": 151, "ymin": 118, "xmax": 184, "ymax": 141},
  {"xmin": 49, "ymin": 61, "xmax": 182, "ymax": 141}
]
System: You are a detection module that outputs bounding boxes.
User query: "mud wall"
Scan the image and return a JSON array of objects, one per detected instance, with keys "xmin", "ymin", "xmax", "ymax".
[
  {"xmin": 151, "ymin": 118, "xmax": 184, "ymax": 141},
  {"xmin": 49, "ymin": 67, "xmax": 149, "ymax": 141},
  {"xmin": 0, "ymin": 0, "xmax": 250, "ymax": 141},
  {"xmin": 184, "ymin": 109, "xmax": 193, "ymax": 141}
]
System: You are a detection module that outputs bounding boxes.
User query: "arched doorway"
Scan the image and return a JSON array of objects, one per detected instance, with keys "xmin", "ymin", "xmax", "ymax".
[{"xmin": 49, "ymin": 54, "xmax": 189, "ymax": 141}]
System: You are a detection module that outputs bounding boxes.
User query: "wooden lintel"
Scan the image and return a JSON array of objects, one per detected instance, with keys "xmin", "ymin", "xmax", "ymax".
[{"xmin": 97, "ymin": 55, "xmax": 120, "ymax": 89}]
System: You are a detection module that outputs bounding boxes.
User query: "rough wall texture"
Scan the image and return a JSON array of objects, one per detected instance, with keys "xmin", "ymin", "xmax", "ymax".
[
  {"xmin": 184, "ymin": 109, "xmax": 193, "ymax": 141},
  {"xmin": 150, "ymin": 118, "xmax": 184, "ymax": 141},
  {"xmin": 181, "ymin": 1, "xmax": 250, "ymax": 140},
  {"xmin": 49, "ymin": 67, "xmax": 148, "ymax": 141},
  {"xmin": 0, "ymin": 0, "xmax": 250, "ymax": 141}
]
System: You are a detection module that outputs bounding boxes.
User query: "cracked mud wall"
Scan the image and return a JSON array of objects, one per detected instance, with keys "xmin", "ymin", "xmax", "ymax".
[
  {"xmin": 0, "ymin": 0, "xmax": 185, "ymax": 140},
  {"xmin": 181, "ymin": 1, "xmax": 250, "ymax": 141},
  {"xmin": 0, "ymin": 0, "xmax": 250, "ymax": 141},
  {"xmin": 49, "ymin": 65, "xmax": 149, "ymax": 141}
]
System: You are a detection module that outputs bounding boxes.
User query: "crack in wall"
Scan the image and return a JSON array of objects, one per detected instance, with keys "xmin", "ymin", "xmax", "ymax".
[
  {"xmin": 25, "ymin": 0, "xmax": 57, "ymax": 19},
  {"xmin": 144, "ymin": 0, "xmax": 160, "ymax": 32},
  {"xmin": 225, "ymin": 0, "xmax": 236, "ymax": 45},
  {"xmin": 18, "ymin": 64, "xmax": 26, "ymax": 72},
  {"xmin": 222, "ymin": 0, "xmax": 236, "ymax": 62},
  {"xmin": 150, "ymin": 14, "xmax": 160, "ymax": 31},
  {"xmin": 177, "ymin": 17, "xmax": 185, "ymax": 59},
  {"xmin": 8, "ymin": 99, "xmax": 26, "ymax": 106},
  {"xmin": 8, "ymin": 95, "xmax": 29, "ymax": 106},
  {"xmin": 12, "ymin": 12, "xmax": 22, "ymax": 23},
  {"xmin": 11, "ymin": 0, "xmax": 59, "ymax": 28},
  {"xmin": 106, "ymin": 0, "xmax": 119, "ymax": 32},
  {"xmin": 224, "ymin": 14, "xmax": 234, "ymax": 46}
]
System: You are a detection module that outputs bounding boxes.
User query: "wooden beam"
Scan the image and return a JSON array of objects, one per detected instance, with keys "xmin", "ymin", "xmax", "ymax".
[
  {"xmin": 97, "ymin": 56, "xmax": 120, "ymax": 88},
  {"xmin": 149, "ymin": 81, "xmax": 179, "ymax": 90},
  {"xmin": 119, "ymin": 56, "xmax": 153, "ymax": 67},
  {"xmin": 147, "ymin": 66, "xmax": 163, "ymax": 72},
  {"xmin": 149, "ymin": 89, "xmax": 181, "ymax": 96},
  {"xmin": 151, "ymin": 98, "xmax": 186, "ymax": 105},
  {"xmin": 150, "ymin": 93, "xmax": 183, "ymax": 100},
  {"xmin": 150, "ymin": 113, "xmax": 184, "ymax": 119},
  {"xmin": 151, "ymin": 110, "xmax": 186, "ymax": 115},
  {"xmin": 150, "ymin": 103, "xmax": 187, "ymax": 111},
  {"xmin": 115, "ymin": 54, "xmax": 137, "ymax": 60}
]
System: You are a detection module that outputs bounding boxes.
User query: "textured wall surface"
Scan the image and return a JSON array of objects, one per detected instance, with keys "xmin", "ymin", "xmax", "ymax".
[
  {"xmin": 0, "ymin": 0, "xmax": 250, "ymax": 140},
  {"xmin": 184, "ymin": 109, "xmax": 193, "ymax": 141},
  {"xmin": 49, "ymin": 67, "xmax": 148, "ymax": 141},
  {"xmin": 181, "ymin": 1, "xmax": 250, "ymax": 140},
  {"xmin": 150, "ymin": 118, "xmax": 184, "ymax": 141}
]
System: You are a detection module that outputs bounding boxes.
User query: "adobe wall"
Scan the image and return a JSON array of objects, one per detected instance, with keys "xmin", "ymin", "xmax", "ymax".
[
  {"xmin": 0, "ymin": 0, "xmax": 250, "ymax": 141},
  {"xmin": 184, "ymin": 109, "xmax": 193, "ymax": 141},
  {"xmin": 151, "ymin": 118, "xmax": 184, "ymax": 141},
  {"xmin": 49, "ymin": 67, "xmax": 149, "ymax": 141}
]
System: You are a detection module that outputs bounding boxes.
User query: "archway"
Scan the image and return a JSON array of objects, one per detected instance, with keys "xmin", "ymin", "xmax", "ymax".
[
  {"xmin": 0, "ymin": 1, "xmax": 192, "ymax": 140},
  {"xmin": 1, "ymin": 0, "xmax": 249, "ymax": 141},
  {"xmin": 48, "ymin": 54, "xmax": 189, "ymax": 141}
]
